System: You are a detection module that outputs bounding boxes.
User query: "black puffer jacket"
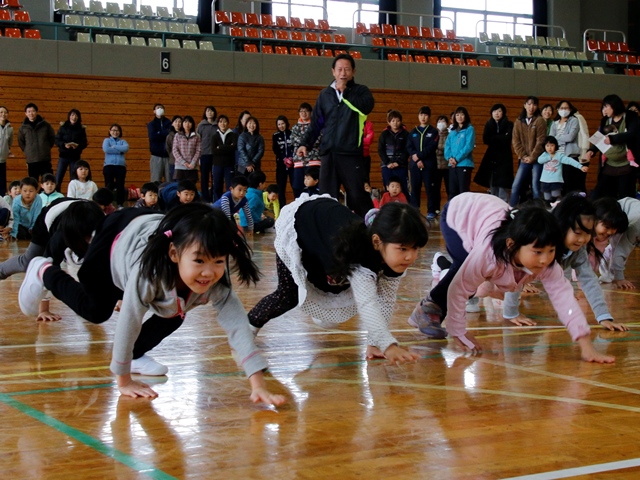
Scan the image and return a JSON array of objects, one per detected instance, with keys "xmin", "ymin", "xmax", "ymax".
[
  {"xmin": 475, "ymin": 117, "xmax": 514, "ymax": 189},
  {"xmin": 55, "ymin": 121, "xmax": 88, "ymax": 161},
  {"xmin": 301, "ymin": 79, "xmax": 374, "ymax": 156}
]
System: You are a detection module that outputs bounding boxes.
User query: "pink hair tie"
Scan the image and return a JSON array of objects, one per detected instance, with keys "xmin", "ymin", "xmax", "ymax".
[{"xmin": 164, "ymin": 230, "xmax": 173, "ymax": 238}]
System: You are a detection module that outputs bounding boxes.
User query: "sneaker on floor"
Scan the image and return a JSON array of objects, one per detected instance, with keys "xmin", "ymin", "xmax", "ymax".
[
  {"xmin": 408, "ymin": 300, "xmax": 447, "ymax": 339},
  {"xmin": 426, "ymin": 212, "xmax": 436, "ymax": 221},
  {"xmin": 465, "ymin": 297, "xmax": 481, "ymax": 313},
  {"xmin": 19, "ymin": 256, "xmax": 52, "ymax": 317},
  {"xmin": 130, "ymin": 355, "xmax": 168, "ymax": 376}
]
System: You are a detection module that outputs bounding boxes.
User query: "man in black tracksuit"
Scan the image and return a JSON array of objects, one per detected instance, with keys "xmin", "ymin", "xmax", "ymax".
[{"xmin": 297, "ymin": 54, "xmax": 374, "ymax": 217}]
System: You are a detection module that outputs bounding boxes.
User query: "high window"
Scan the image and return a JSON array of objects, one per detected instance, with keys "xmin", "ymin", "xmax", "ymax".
[
  {"xmin": 440, "ymin": 0, "xmax": 533, "ymax": 38},
  {"xmin": 108, "ymin": 1, "xmax": 198, "ymax": 17},
  {"xmin": 271, "ymin": 0, "xmax": 379, "ymax": 28}
]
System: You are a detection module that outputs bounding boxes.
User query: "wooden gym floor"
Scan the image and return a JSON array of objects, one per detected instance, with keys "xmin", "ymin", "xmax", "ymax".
[{"xmin": 1, "ymin": 224, "xmax": 640, "ymax": 479}]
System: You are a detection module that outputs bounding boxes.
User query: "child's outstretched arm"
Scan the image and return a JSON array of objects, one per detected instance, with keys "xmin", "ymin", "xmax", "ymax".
[
  {"xmin": 350, "ymin": 267, "xmax": 420, "ymax": 364},
  {"xmin": 213, "ymin": 288, "xmax": 287, "ymax": 406}
]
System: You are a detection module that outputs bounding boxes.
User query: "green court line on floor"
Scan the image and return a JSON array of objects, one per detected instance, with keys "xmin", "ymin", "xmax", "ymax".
[{"xmin": 0, "ymin": 392, "xmax": 178, "ymax": 480}]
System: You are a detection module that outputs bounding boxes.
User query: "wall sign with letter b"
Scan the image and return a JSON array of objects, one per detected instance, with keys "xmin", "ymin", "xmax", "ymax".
[
  {"xmin": 161, "ymin": 51, "xmax": 171, "ymax": 74},
  {"xmin": 460, "ymin": 69, "xmax": 468, "ymax": 89}
]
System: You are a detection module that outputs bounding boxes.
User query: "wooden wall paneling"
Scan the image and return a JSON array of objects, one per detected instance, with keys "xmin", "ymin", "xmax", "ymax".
[{"xmin": 0, "ymin": 72, "xmax": 608, "ymax": 203}]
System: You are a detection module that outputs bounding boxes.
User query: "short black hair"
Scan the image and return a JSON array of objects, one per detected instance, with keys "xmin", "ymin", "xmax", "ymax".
[
  {"xmin": 387, "ymin": 175, "xmax": 403, "ymax": 186},
  {"xmin": 202, "ymin": 105, "xmax": 217, "ymax": 120},
  {"xmin": 92, "ymin": 187, "xmax": 114, "ymax": 206},
  {"xmin": 299, "ymin": 102, "xmax": 313, "ymax": 112},
  {"xmin": 8, "ymin": 180, "xmax": 21, "ymax": 190},
  {"xmin": 177, "ymin": 180, "xmax": 197, "ymax": 193},
  {"xmin": 141, "ymin": 182, "xmax": 159, "ymax": 195},
  {"xmin": 20, "ymin": 176, "xmax": 39, "ymax": 189},
  {"xmin": 602, "ymin": 94, "xmax": 626, "ymax": 116},
  {"xmin": 305, "ymin": 166, "xmax": 319, "ymax": 181},
  {"xmin": 248, "ymin": 170, "xmax": 267, "ymax": 188},
  {"xmin": 387, "ymin": 109, "xmax": 402, "ymax": 123},
  {"xmin": 332, "ymin": 53, "xmax": 355, "ymax": 69},
  {"xmin": 544, "ymin": 135, "xmax": 559, "ymax": 148},
  {"xmin": 230, "ymin": 176, "xmax": 249, "ymax": 188},
  {"xmin": 418, "ymin": 106, "xmax": 431, "ymax": 116},
  {"xmin": 266, "ymin": 184, "xmax": 279, "ymax": 194},
  {"xmin": 593, "ymin": 197, "xmax": 629, "ymax": 233},
  {"xmin": 73, "ymin": 159, "xmax": 92, "ymax": 181},
  {"xmin": 24, "ymin": 102, "xmax": 38, "ymax": 112},
  {"xmin": 41, "ymin": 173, "xmax": 56, "ymax": 184}
]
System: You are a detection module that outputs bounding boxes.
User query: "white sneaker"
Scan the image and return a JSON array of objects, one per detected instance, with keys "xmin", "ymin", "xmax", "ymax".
[
  {"xmin": 130, "ymin": 355, "xmax": 168, "ymax": 376},
  {"xmin": 465, "ymin": 297, "xmax": 481, "ymax": 313},
  {"xmin": 249, "ymin": 325, "xmax": 260, "ymax": 337},
  {"xmin": 431, "ymin": 252, "xmax": 444, "ymax": 280},
  {"xmin": 19, "ymin": 257, "xmax": 52, "ymax": 317}
]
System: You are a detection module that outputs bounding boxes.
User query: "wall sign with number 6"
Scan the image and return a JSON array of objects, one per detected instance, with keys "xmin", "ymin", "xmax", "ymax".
[{"xmin": 161, "ymin": 51, "xmax": 171, "ymax": 74}]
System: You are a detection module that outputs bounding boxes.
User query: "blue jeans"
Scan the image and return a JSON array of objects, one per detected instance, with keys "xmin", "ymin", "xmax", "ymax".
[
  {"xmin": 510, "ymin": 161, "xmax": 542, "ymax": 207},
  {"xmin": 55, "ymin": 157, "xmax": 76, "ymax": 191}
]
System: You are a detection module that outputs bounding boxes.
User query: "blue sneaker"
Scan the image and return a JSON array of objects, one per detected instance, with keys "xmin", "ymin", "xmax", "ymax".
[
  {"xmin": 408, "ymin": 300, "xmax": 447, "ymax": 339},
  {"xmin": 426, "ymin": 213, "xmax": 436, "ymax": 221}
]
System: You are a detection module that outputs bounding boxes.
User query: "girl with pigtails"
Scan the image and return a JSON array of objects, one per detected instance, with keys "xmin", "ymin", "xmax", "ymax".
[{"xmin": 19, "ymin": 204, "xmax": 286, "ymax": 405}]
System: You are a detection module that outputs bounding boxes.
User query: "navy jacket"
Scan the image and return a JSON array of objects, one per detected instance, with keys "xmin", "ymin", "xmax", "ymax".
[{"xmin": 147, "ymin": 116, "xmax": 172, "ymax": 157}]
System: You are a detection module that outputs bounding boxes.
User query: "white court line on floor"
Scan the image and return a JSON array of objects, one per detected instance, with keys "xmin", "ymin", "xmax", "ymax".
[{"xmin": 502, "ymin": 457, "xmax": 640, "ymax": 479}]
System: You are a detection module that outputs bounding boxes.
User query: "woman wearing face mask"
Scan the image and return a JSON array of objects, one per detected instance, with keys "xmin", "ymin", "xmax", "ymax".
[
  {"xmin": 474, "ymin": 104, "xmax": 513, "ymax": 203},
  {"xmin": 549, "ymin": 100, "xmax": 584, "ymax": 195}
]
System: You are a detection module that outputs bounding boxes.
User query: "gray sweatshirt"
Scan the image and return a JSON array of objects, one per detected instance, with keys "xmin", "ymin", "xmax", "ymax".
[
  {"xmin": 109, "ymin": 214, "xmax": 267, "ymax": 377},
  {"xmin": 503, "ymin": 247, "xmax": 613, "ymax": 322},
  {"xmin": 608, "ymin": 197, "xmax": 640, "ymax": 281}
]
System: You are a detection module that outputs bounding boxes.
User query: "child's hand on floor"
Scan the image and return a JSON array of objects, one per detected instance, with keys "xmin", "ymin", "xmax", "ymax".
[
  {"xmin": 378, "ymin": 344, "xmax": 421, "ymax": 365},
  {"xmin": 599, "ymin": 320, "xmax": 629, "ymax": 332},
  {"xmin": 36, "ymin": 311, "xmax": 62, "ymax": 322},
  {"xmin": 454, "ymin": 332, "xmax": 482, "ymax": 354},
  {"xmin": 505, "ymin": 314, "xmax": 537, "ymax": 326},
  {"xmin": 613, "ymin": 279, "xmax": 635, "ymax": 290}
]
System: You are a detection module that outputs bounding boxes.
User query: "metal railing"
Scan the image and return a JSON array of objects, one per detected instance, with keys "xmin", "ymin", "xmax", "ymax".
[{"xmin": 582, "ymin": 28, "xmax": 626, "ymax": 52}]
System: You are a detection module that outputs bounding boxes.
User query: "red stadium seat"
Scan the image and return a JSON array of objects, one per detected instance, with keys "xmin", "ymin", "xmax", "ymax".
[
  {"xmin": 243, "ymin": 44, "xmax": 258, "ymax": 53},
  {"xmin": 4, "ymin": 28, "xmax": 21, "ymax": 38},
  {"xmin": 387, "ymin": 53, "xmax": 400, "ymax": 61}
]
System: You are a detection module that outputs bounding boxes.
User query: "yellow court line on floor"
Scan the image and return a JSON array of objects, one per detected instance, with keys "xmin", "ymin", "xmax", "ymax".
[
  {"xmin": 474, "ymin": 357, "xmax": 640, "ymax": 396},
  {"xmin": 302, "ymin": 378, "xmax": 640, "ymax": 414}
]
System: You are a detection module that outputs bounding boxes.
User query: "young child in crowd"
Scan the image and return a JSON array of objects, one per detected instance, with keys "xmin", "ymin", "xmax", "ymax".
[
  {"xmin": 19, "ymin": 204, "xmax": 286, "ymax": 405},
  {"xmin": 3, "ymin": 180, "xmax": 21, "ymax": 207},
  {"xmin": 11, "ymin": 176, "xmax": 43, "ymax": 240},
  {"xmin": 589, "ymin": 197, "xmax": 628, "ymax": 275},
  {"xmin": 67, "ymin": 160, "xmax": 98, "ymax": 200},
  {"xmin": 598, "ymin": 197, "xmax": 640, "ymax": 289},
  {"xmin": 39, "ymin": 173, "xmax": 64, "ymax": 207},
  {"xmin": 263, "ymin": 184, "xmax": 280, "ymax": 220},
  {"xmin": 249, "ymin": 195, "xmax": 428, "ymax": 363},
  {"xmin": 158, "ymin": 179, "xmax": 198, "ymax": 212},
  {"xmin": 409, "ymin": 192, "xmax": 615, "ymax": 364},
  {"xmin": 135, "ymin": 182, "xmax": 160, "ymax": 209},
  {"xmin": 102, "ymin": 123, "xmax": 130, "ymax": 209},
  {"xmin": 500, "ymin": 194, "xmax": 627, "ymax": 331},
  {"xmin": 379, "ymin": 176, "xmax": 408, "ymax": 207},
  {"xmin": 538, "ymin": 136, "xmax": 588, "ymax": 203},
  {"xmin": 364, "ymin": 182, "xmax": 380, "ymax": 208},
  {"xmin": 302, "ymin": 166, "xmax": 320, "ymax": 196},
  {"xmin": 212, "ymin": 175, "xmax": 253, "ymax": 234},
  {"xmin": 93, "ymin": 188, "xmax": 116, "ymax": 214},
  {"xmin": 240, "ymin": 171, "xmax": 274, "ymax": 234},
  {"xmin": 378, "ymin": 109, "xmax": 410, "ymax": 199},
  {"xmin": 0, "ymin": 195, "xmax": 13, "ymax": 240},
  {"xmin": 2, "ymin": 199, "xmax": 104, "ymax": 320}
]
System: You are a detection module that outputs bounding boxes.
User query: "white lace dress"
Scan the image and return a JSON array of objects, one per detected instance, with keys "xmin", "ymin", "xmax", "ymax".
[{"xmin": 274, "ymin": 194, "xmax": 402, "ymax": 353}]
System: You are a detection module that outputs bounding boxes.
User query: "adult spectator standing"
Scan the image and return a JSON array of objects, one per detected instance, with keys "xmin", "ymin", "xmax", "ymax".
[
  {"xmin": 17, "ymin": 103, "xmax": 55, "ymax": 181},
  {"xmin": 588, "ymin": 94, "xmax": 640, "ymax": 200},
  {"xmin": 474, "ymin": 103, "xmax": 513, "ymax": 203},
  {"xmin": 0, "ymin": 106, "xmax": 14, "ymax": 196},
  {"xmin": 146, "ymin": 103, "xmax": 172, "ymax": 183},
  {"xmin": 549, "ymin": 100, "xmax": 584, "ymax": 194},
  {"xmin": 296, "ymin": 54, "xmax": 374, "ymax": 217},
  {"xmin": 197, "ymin": 105, "xmax": 218, "ymax": 202},
  {"xmin": 54, "ymin": 108, "xmax": 87, "ymax": 190}
]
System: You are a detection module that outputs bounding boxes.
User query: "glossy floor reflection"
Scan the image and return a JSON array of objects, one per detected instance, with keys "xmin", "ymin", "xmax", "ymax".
[{"xmin": 1, "ymin": 224, "xmax": 640, "ymax": 479}]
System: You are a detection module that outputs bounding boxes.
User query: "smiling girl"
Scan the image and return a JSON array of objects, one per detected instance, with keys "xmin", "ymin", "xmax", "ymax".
[{"xmin": 19, "ymin": 204, "xmax": 285, "ymax": 404}]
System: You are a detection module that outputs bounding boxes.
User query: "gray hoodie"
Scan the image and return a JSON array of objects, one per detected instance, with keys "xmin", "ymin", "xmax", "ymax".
[
  {"xmin": 608, "ymin": 198, "xmax": 640, "ymax": 281},
  {"xmin": 0, "ymin": 122, "xmax": 13, "ymax": 162},
  {"xmin": 109, "ymin": 214, "xmax": 267, "ymax": 377}
]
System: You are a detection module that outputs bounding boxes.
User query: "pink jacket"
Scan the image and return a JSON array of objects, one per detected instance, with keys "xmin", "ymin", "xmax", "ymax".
[
  {"xmin": 363, "ymin": 120, "xmax": 374, "ymax": 157},
  {"xmin": 444, "ymin": 193, "xmax": 591, "ymax": 341}
]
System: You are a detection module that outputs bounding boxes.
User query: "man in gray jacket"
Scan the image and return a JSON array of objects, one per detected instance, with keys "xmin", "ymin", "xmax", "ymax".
[{"xmin": 17, "ymin": 103, "xmax": 55, "ymax": 181}]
